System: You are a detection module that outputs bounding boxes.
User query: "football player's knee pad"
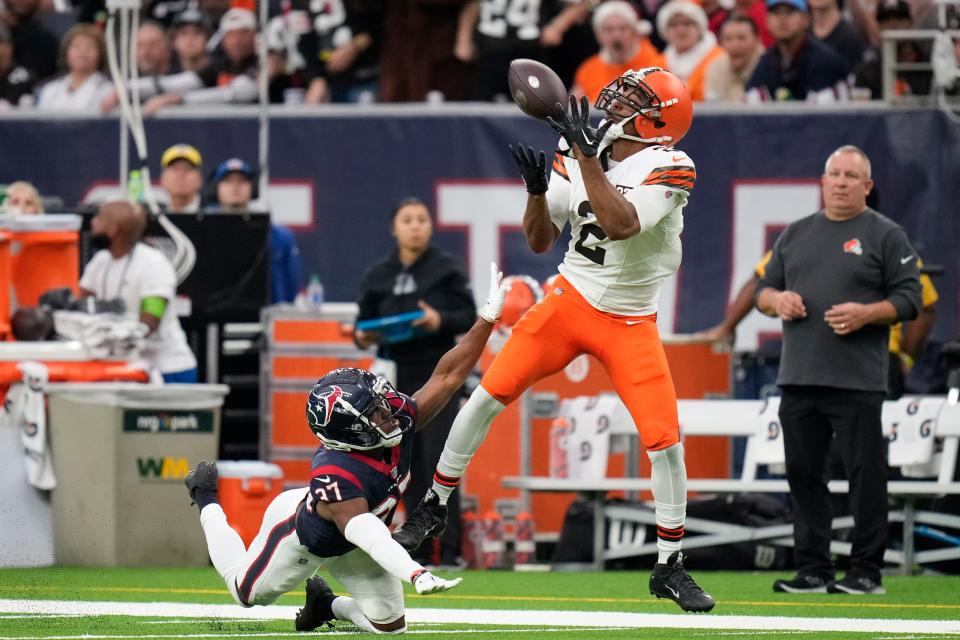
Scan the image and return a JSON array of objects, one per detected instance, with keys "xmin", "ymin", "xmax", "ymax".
[
  {"xmin": 640, "ymin": 425, "xmax": 680, "ymax": 451},
  {"xmin": 479, "ymin": 368, "xmax": 524, "ymax": 406}
]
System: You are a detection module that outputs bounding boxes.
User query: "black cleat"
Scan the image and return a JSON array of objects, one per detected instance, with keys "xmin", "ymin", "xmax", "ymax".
[
  {"xmin": 295, "ymin": 576, "xmax": 337, "ymax": 632},
  {"xmin": 827, "ymin": 574, "xmax": 885, "ymax": 595},
  {"xmin": 649, "ymin": 551, "xmax": 716, "ymax": 612},
  {"xmin": 392, "ymin": 490, "xmax": 448, "ymax": 552},
  {"xmin": 773, "ymin": 573, "xmax": 830, "ymax": 594},
  {"xmin": 184, "ymin": 460, "xmax": 218, "ymax": 506}
]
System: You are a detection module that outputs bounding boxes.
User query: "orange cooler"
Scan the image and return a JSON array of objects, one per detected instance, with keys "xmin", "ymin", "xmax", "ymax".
[
  {"xmin": 3, "ymin": 214, "xmax": 82, "ymax": 309},
  {"xmin": 217, "ymin": 461, "xmax": 285, "ymax": 546}
]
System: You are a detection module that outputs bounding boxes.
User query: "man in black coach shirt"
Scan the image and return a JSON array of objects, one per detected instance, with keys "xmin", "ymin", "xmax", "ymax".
[{"xmin": 756, "ymin": 145, "xmax": 922, "ymax": 595}]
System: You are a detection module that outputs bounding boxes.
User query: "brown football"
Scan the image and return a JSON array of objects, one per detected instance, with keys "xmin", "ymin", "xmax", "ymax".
[{"xmin": 507, "ymin": 59, "xmax": 569, "ymax": 121}]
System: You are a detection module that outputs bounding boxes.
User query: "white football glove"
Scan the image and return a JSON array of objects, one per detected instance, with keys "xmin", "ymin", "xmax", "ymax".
[
  {"xmin": 412, "ymin": 570, "xmax": 463, "ymax": 595},
  {"xmin": 479, "ymin": 262, "xmax": 511, "ymax": 324}
]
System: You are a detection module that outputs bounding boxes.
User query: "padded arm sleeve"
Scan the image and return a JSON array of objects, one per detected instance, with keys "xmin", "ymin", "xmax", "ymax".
[{"xmin": 343, "ymin": 513, "xmax": 424, "ymax": 584}]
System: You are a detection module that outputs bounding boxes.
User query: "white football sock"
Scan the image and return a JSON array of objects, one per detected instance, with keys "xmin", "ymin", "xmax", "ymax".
[
  {"xmin": 332, "ymin": 596, "xmax": 405, "ymax": 634},
  {"xmin": 647, "ymin": 442, "xmax": 687, "ymax": 564},
  {"xmin": 199, "ymin": 504, "xmax": 247, "ymax": 596},
  {"xmin": 432, "ymin": 385, "xmax": 505, "ymax": 504}
]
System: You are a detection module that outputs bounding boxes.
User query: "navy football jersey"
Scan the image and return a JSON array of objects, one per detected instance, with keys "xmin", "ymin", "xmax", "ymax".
[{"xmin": 295, "ymin": 392, "xmax": 416, "ymax": 558}]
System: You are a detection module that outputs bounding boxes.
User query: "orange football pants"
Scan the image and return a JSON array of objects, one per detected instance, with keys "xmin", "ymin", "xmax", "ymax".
[{"xmin": 481, "ymin": 276, "xmax": 680, "ymax": 451}]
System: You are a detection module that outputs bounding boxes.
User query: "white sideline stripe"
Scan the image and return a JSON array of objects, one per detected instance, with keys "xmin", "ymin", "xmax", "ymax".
[{"xmin": 0, "ymin": 600, "xmax": 959, "ymax": 636}]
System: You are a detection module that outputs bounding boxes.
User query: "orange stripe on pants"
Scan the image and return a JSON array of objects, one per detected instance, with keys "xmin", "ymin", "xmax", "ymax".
[{"xmin": 481, "ymin": 276, "xmax": 680, "ymax": 451}]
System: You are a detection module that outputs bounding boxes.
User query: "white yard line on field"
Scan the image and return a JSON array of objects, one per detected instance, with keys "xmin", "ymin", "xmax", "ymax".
[{"xmin": 0, "ymin": 600, "xmax": 959, "ymax": 636}]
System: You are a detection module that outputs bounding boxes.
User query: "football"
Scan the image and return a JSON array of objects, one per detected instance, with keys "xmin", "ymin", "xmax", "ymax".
[{"xmin": 507, "ymin": 59, "xmax": 569, "ymax": 121}]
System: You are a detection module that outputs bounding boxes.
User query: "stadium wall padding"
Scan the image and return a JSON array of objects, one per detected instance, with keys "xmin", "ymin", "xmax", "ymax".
[{"xmin": 1, "ymin": 108, "xmax": 956, "ymax": 340}]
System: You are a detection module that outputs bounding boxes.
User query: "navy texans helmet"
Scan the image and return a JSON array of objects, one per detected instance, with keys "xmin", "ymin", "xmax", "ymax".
[{"xmin": 306, "ymin": 367, "xmax": 409, "ymax": 451}]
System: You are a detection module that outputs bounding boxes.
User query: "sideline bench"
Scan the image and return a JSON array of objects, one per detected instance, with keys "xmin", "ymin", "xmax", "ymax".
[{"xmin": 505, "ymin": 395, "xmax": 960, "ymax": 572}]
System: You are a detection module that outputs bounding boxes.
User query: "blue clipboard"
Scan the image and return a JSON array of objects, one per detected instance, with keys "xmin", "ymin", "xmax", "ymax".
[{"xmin": 356, "ymin": 310, "xmax": 426, "ymax": 345}]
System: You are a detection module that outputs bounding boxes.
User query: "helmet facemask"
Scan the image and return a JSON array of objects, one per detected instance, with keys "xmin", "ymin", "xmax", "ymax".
[
  {"xmin": 307, "ymin": 370, "xmax": 410, "ymax": 451},
  {"xmin": 595, "ymin": 68, "xmax": 680, "ymax": 145},
  {"xmin": 355, "ymin": 377, "xmax": 406, "ymax": 449}
]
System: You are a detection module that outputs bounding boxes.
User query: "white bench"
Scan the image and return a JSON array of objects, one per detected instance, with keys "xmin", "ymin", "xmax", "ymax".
[{"xmin": 506, "ymin": 395, "xmax": 960, "ymax": 572}]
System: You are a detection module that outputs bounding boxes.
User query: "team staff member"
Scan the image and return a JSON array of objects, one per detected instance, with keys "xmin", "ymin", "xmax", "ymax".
[
  {"xmin": 756, "ymin": 145, "xmax": 921, "ymax": 595},
  {"xmin": 80, "ymin": 200, "xmax": 198, "ymax": 383},
  {"xmin": 697, "ymin": 249, "xmax": 937, "ymax": 399},
  {"xmin": 397, "ymin": 69, "xmax": 715, "ymax": 613},
  {"xmin": 353, "ymin": 197, "xmax": 476, "ymax": 567}
]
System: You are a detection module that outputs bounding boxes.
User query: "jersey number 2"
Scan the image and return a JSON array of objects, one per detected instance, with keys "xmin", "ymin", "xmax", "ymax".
[{"xmin": 574, "ymin": 201, "xmax": 607, "ymax": 265}]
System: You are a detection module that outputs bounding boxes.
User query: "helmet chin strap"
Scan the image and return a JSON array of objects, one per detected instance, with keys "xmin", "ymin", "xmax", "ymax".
[{"xmin": 600, "ymin": 112, "xmax": 642, "ymax": 146}]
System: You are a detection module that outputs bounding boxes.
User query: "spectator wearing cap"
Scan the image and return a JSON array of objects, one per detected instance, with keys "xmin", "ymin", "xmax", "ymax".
[
  {"xmin": 298, "ymin": 1, "xmax": 380, "ymax": 104},
  {"xmin": 37, "ymin": 24, "xmax": 113, "ymax": 112},
  {"xmin": 172, "ymin": 9, "xmax": 213, "ymax": 74},
  {"xmin": 160, "ymin": 144, "xmax": 203, "ymax": 214},
  {"xmin": 207, "ymin": 158, "xmax": 303, "ymax": 304},
  {"xmin": 746, "ymin": 0, "xmax": 850, "ymax": 101},
  {"xmin": 709, "ymin": 0, "xmax": 774, "ymax": 47},
  {"xmin": 209, "ymin": 158, "xmax": 257, "ymax": 213},
  {"xmin": 0, "ymin": 22, "xmax": 34, "ymax": 108},
  {"xmin": 854, "ymin": 0, "xmax": 930, "ymax": 98},
  {"xmin": 139, "ymin": 7, "xmax": 258, "ymax": 115},
  {"xmin": 809, "ymin": 0, "xmax": 867, "ymax": 73},
  {"xmin": 572, "ymin": 1, "xmax": 665, "ymax": 104},
  {"xmin": 704, "ymin": 14, "xmax": 766, "ymax": 101},
  {"xmin": 658, "ymin": 0, "xmax": 726, "ymax": 101},
  {"xmin": 2, "ymin": 0, "xmax": 59, "ymax": 82},
  {"xmin": 138, "ymin": 20, "xmax": 177, "ymax": 77}
]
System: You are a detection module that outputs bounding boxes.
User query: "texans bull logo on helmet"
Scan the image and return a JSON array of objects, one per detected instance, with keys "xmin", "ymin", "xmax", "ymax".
[{"xmin": 308, "ymin": 385, "xmax": 344, "ymax": 427}]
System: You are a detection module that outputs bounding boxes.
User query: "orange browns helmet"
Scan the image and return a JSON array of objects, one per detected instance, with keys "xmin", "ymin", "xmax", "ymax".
[
  {"xmin": 497, "ymin": 275, "xmax": 544, "ymax": 330},
  {"xmin": 595, "ymin": 67, "xmax": 693, "ymax": 147}
]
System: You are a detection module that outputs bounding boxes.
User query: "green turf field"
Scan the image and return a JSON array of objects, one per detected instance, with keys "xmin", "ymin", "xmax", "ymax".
[{"xmin": 1, "ymin": 567, "xmax": 959, "ymax": 639}]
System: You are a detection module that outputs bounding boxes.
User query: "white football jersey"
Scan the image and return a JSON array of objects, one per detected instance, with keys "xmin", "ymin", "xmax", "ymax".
[{"xmin": 545, "ymin": 142, "xmax": 695, "ymax": 316}]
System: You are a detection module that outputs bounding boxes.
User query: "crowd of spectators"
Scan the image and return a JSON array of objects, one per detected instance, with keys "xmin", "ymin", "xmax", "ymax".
[{"xmin": 0, "ymin": 0, "xmax": 957, "ymax": 111}]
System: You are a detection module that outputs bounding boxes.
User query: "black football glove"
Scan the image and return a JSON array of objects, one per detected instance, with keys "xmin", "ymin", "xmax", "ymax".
[
  {"xmin": 509, "ymin": 144, "xmax": 548, "ymax": 195},
  {"xmin": 546, "ymin": 95, "xmax": 612, "ymax": 158}
]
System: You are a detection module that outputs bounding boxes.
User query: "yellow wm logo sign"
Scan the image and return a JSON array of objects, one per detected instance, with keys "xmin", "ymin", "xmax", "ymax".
[{"xmin": 137, "ymin": 457, "xmax": 190, "ymax": 480}]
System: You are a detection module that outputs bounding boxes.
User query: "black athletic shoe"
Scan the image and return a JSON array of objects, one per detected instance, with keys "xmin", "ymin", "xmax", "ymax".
[
  {"xmin": 773, "ymin": 573, "xmax": 830, "ymax": 594},
  {"xmin": 184, "ymin": 460, "xmax": 218, "ymax": 506},
  {"xmin": 827, "ymin": 574, "xmax": 886, "ymax": 595},
  {"xmin": 649, "ymin": 551, "xmax": 716, "ymax": 612},
  {"xmin": 295, "ymin": 576, "xmax": 337, "ymax": 631},
  {"xmin": 392, "ymin": 490, "xmax": 448, "ymax": 552}
]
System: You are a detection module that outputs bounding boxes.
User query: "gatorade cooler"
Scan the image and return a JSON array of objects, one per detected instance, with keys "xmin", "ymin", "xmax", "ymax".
[
  {"xmin": 2, "ymin": 214, "xmax": 82, "ymax": 309},
  {"xmin": 216, "ymin": 461, "xmax": 284, "ymax": 546}
]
